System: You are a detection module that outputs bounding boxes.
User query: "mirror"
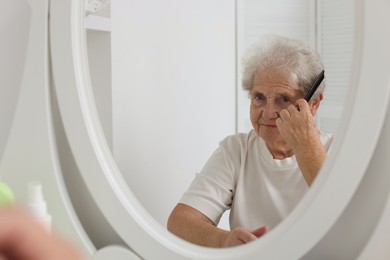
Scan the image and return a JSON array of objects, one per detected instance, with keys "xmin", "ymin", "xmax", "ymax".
[
  {"xmin": 88, "ymin": 0, "xmax": 356, "ymax": 230},
  {"xmin": 50, "ymin": 0, "xmax": 390, "ymax": 258},
  {"xmin": 0, "ymin": 0, "xmax": 30, "ymax": 161}
]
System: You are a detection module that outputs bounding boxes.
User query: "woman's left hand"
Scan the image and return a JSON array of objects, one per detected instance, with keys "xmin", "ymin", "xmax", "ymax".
[
  {"xmin": 275, "ymin": 99, "xmax": 319, "ymax": 151},
  {"xmin": 276, "ymin": 99, "xmax": 326, "ymax": 186}
]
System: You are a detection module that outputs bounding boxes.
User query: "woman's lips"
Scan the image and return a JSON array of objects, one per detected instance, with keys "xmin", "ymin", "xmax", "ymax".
[{"xmin": 261, "ymin": 124, "xmax": 277, "ymax": 128}]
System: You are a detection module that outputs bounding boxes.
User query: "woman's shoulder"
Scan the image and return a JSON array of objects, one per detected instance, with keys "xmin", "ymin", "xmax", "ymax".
[
  {"xmin": 214, "ymin": 131, "xmax": 258, "ymax": 177},
  {"xmin": 219, "ymin": 130, "xmax": 258, "ymax": 150}
]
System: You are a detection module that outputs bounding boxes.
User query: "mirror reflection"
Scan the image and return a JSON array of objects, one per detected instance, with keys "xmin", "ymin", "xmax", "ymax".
[
  {"xmin": 86, "ymin": 0, "xmax": 355, "ymax": 247},
  {"xmin": 168, "ymin": 34, "xmax": 334, "ymax": 247}
]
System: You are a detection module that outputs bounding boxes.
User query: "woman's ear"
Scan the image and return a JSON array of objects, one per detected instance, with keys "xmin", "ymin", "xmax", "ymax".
[{"xmin": 309, "ymin": 93, "xmax": 323, "ymax": 116}]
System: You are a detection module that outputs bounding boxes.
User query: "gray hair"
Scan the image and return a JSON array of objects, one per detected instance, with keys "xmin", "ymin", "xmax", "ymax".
[{"xmin": 241, "ymin": 34, "xmax": 325, "ymax": 100}]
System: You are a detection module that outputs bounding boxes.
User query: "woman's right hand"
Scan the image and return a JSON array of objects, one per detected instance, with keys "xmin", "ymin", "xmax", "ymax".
[{"xmin": 221, "ymin": 226, "xmax": 268, "ymax": 247}]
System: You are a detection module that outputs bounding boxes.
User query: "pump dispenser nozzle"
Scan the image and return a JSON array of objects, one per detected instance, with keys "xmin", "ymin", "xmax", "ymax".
[{"xmin": 27, "ymin": 182, "xmax": 52, "ymax": 232}]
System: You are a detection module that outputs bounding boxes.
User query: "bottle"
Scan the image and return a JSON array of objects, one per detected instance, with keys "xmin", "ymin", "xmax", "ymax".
[
  {"xmin": 27, "ymin": 182, "xmax": 52, "ymax": 232},
  {"xmin": 0, "ymin": 181, "xmax": 15, "ymax": 207}
]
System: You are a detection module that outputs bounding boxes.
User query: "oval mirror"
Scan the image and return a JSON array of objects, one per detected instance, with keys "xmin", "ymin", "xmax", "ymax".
[{"xmin": 49, "ymin": 0, "xmax": 390, "ymax": 259}]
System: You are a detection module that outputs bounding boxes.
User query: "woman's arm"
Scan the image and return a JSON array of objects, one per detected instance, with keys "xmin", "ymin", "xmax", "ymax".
[
  {"xmin": 293, "ymin": 135, "xmax": 327, "ymax": 186},
  {"xmin": 276, "ymin": 99, "xmax": 327, "ymax": 186},
  {"xmin": 167, "ymin": 203, "xmax": 267, "ymax": 248}
]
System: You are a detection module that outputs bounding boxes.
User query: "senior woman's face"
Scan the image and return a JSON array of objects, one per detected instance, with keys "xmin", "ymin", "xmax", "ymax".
[{"xmin": 250, "ymin": 70, "xmax": 304, "ymax": 143}]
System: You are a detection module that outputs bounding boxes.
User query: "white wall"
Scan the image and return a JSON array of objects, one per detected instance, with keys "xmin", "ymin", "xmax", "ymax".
[
  {"xmin": 236, "ymin": 0, "xmax": 315, "ymax": 132},
  {"xmin": 111, "ymin": 0, "xmax": 236, "ymax": 226},
  {"xmin": 316, "ymin": 0, "xmax": 355, "ymax": 134},
  {"xmin": 0, "ymin": 1, "xmax": 30, "ymax": 162}
]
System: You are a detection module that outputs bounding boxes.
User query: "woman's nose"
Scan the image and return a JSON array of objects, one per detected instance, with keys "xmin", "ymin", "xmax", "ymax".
[{"xmin": 262, "ymin": 103, "xmax": 279, "ymax": 120}]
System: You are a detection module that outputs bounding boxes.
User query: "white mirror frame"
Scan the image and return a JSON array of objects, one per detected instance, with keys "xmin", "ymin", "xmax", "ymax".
[{"xmin": 49, "ymin": 0, "xmax": 390, "ymax": 259}]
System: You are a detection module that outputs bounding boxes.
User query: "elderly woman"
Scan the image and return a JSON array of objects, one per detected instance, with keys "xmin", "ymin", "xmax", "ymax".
[{"xmin": 167, "ymin": 35, "xmax": 333, "ymax": 248}]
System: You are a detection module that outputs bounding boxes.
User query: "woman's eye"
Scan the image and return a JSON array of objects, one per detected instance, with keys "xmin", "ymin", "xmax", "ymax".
[
  {"xmin": 281, "ymin": 96, "xmax": 290, "ymax": 103},
  {"xmin": 254, "ymin": 94, "xmax": 265, "ymax": 101}
]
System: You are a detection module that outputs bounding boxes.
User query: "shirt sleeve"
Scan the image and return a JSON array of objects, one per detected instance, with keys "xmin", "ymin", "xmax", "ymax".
[{"xmin": 179, "ymin": 138, "xmax": 238, "ymax": 226}]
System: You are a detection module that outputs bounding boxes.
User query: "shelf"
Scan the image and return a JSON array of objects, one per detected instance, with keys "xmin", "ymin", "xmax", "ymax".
[{"xmin": 86, "ymin": 15, "xmax": 111, "ymax": 32}]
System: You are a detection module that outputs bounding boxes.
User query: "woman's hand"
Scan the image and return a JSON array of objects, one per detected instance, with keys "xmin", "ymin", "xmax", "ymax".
[
  {"xmin": 0, "ymin": 207, "xmax": 83, "ymax": 260},
  {"xmin": 220, "ymin": 226, "xmax": 268, "ymax": 247},
  {"xmin": 275, "ymin": 99, "xmax": 319, "ymax": 151},
  {"xmin": 276, "ymin": 99, "xmax": 326, "ymax": 186}
]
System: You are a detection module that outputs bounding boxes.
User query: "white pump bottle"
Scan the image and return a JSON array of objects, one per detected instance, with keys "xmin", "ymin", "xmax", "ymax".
[{"xmin": 27, "ymin": 182, "xmax": 52, "ymax": 232}]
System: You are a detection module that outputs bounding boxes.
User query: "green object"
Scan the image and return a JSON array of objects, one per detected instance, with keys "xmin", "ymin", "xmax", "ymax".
[{"xmin": 0, "ymin": 181, "xmax": 15, "ymax": 206}]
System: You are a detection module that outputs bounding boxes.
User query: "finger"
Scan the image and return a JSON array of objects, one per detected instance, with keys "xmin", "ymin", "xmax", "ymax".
[
  {"xmin": 275, "ymin": 118, "xmax": 283, "ymax": 128},
  {"xmin": 279, "ymin": 109, "xmax": 290, "ymax": 120},
  {"xmin": 287, "ymin": 104, "xmax": 299, "ymax": 115},
  {"xmin": 296, "ymin": 99, "xmax": 310, "ymax": 112},
  {"xmin": 236, "ymin": 230, "xmax": 257, "ymax": 244},
  {"xmin": 251, "ymin": 226, "xmax": 268, "ymax": 238}
]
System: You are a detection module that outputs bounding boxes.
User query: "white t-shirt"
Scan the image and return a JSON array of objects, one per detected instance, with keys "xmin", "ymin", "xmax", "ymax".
[{"xmin": 179, "ymin": 129, "xmax": 333, "ymax": 231}]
